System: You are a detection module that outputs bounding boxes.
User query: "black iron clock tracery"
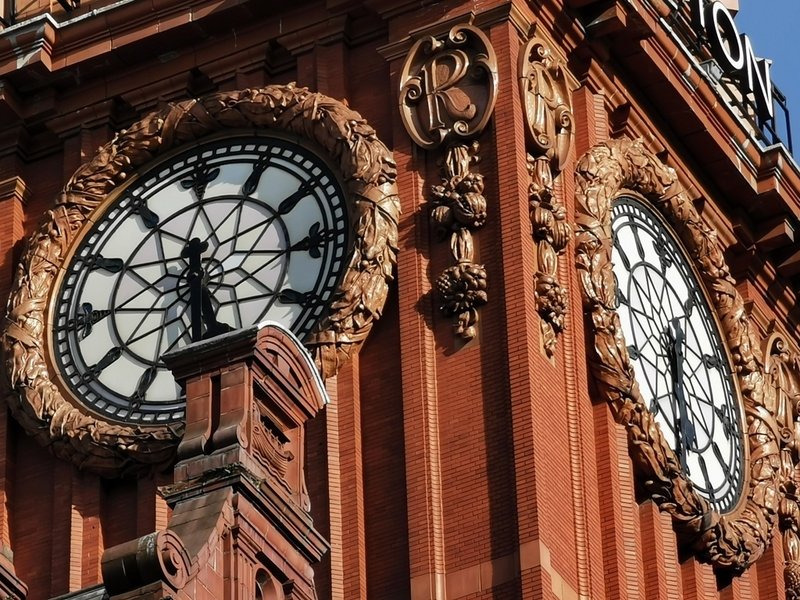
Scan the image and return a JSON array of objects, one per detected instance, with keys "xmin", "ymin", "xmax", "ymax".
[
  {"xmin": 611, "ymin": 196, "xmax": 744, "ymax": 514},
  {"xmin": 52, "ymin": 135, "xmax": 349, "ymax": 425}
]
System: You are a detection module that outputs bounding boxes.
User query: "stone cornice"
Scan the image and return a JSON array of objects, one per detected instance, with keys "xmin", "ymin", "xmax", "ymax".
[
  {"xmin": 584, "ymin": 0, "xmax": 800, "ymax": 215},
  {"xmin": 0, "ymin": 176, "xmax": 31, "ymax": 204},
  {"xmin": 570, "ymin": 0, "xmax": 800, "ymax": 326},
  {"xmin": 277, "ymin": 15, "xmax": 352, "ymax": 55},
  {"xmin": 377, "ymin": 1, "xmax": 536, "ymax": 63},
  {"xmin": 0, "ymin": 0, "xmax": 384, "ymax": 84}
]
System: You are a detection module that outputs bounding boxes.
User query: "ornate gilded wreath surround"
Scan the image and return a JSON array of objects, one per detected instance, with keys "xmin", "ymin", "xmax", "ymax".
[
  {"xmin": 575, "ymin": 138, "xmax": 783, "ymax": 574},
  {"xmin": 3, "ymin": 85, "xmax": 400, "ymax": 477}
]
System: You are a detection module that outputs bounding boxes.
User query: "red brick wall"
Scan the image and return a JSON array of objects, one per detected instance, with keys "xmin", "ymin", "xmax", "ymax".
[{"xmin": 0, "ymin": 0, "xmax": 794, "ymax": 599}]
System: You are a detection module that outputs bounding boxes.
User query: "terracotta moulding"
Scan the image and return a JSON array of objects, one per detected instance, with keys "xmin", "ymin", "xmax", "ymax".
[
  {"xmin": 762, "ymin": 332, "xmax": 800, "ymax": 598},
  {"xmin": 398, "ymin": 20, "xmax": 498, "ymax": 341},
  {"xmin": 2, "ymin": 85, "xmax": 400, "ymax": 476},
  {"xmin": 574, "ymin": 138, "xmax": 793, "ymax": 576},
  {"xmin": 519, "ymin": 34, "xmax": 575, "ymax": 358}
]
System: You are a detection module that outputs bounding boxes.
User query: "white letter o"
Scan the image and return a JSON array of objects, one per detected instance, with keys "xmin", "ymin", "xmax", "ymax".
[{"xmin": 706, "ymin": 1, "xmax": 744, "ymax": 73}]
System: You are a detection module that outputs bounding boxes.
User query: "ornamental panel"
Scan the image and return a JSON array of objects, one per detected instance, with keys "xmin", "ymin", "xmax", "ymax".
[
  {"xmin": 399, "ymin": 23, "xmax": 498, "ymax": 150},
  {"xmin": 519, "ymin": 35, "xmax": 575, "ymax": 357}
]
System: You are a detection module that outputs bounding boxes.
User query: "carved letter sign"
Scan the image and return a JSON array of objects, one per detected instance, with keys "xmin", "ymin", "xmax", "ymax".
[{"xmin": 399, "ymin": 23, "xmax": 498, "ymax": 149}]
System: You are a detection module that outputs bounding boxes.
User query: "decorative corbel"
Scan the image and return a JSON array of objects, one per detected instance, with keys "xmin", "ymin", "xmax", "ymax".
[
  {"xmin": 398, "ymin": 21, "xmax": 498, "ymax": 341},
  {"xmin": 519, "ymin": 35, "xmax": 574, "ymax": 357}
]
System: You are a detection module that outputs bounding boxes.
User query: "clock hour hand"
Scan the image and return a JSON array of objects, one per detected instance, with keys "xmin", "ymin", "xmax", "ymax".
[
  {"xmin": 182, "ymin": 237, "xmax": 207, "ymax": 342},
  {"xmin": 181, "ymin": 237, "xmax": 232, "ymax": 342},
  {"xmin": 666, "ymin": 318, "xmax": 695, "ymax": 470},
  {"xmin": 199, "ymin": 283, "xmax": 233, "ymax": 339}
]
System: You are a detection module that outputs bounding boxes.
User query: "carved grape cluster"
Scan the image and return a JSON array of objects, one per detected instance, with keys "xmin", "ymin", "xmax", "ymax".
[{"xmin": 436, "ymin": 263, "xmax": 488, "ymax": 340}]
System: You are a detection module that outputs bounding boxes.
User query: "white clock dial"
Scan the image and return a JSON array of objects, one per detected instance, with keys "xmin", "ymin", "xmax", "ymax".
[
  {"xmin": 611, "ymin": 196, "xmax": 744, "ymax": 513},
  {"xmin": 52, "ymin": 135, "xmax": 349, "ymax": 425}
]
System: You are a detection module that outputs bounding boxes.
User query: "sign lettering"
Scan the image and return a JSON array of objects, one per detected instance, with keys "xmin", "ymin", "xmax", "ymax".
[{"xmin": 688, "ymin": 0, "xmax": 774, "ymax": 120}]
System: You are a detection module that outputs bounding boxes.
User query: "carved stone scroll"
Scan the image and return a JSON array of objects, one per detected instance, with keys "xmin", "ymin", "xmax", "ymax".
[
  {"xmin": 430, "ymin": 142, "xmax": 488, "ymax": 341},
  {"xmin": 101, "ymin": 530, "xmax": 192, "ymax": 596},
  {"xmin": 519, "ymin": 36, "xmax": 574, "ymax": 357},
  {"xmin": 399, "ymin": 23, "xmax": 498, "ymax": 150},
  {"xmin": 3, "ymin": 85, "xmax": 400, "ymax": 476},
  {"xmin": 575, "ymin": 138, "xmax": 784, "ymax": 574}
]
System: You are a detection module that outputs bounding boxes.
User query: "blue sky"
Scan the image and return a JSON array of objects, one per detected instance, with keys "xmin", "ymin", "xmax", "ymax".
[{"xmin": 736, "ymin": 1, "xmax": 800, "ymax": 149}]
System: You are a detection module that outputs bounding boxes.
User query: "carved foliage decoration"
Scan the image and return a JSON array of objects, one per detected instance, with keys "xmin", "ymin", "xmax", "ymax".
[
  {"xmin": 398, "ymin": 21, "xmax": 497, "ymax": 342},
  {"xmin": 3, "ymin": 85, "xmax": 400, "ymax": 476},
  {"xmin": 520, "ymin": 36, "xmax": 574, "ymax": 357},
  {"xmin": 430, "ymin": 141, "xmax": 488, "ymax": 340},
  {"xmin": 399, "ymin": 23, "xmax": 498, "ymax": 150},
  {"xmin": 575, "ymin": 138, "xmax": 784, "ymax": 574},
  {"xmin": 763, "ymin": 334, "xmax": 800, "ymax": 598}
]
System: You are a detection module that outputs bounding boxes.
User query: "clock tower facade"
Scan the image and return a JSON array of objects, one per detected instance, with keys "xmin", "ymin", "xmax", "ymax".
[{"xmin": 0, "ymin": 0, "xmax": 798, "ymax": 599}]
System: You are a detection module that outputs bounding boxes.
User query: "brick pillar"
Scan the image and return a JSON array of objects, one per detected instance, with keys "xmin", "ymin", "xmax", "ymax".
[
  {"xmin": 490, "ymin": 18, "xmax": 556, "ymax": 600},
  {"xmin": 386, "ymin": 59, "xmax": 447, "ymax": 600},
  {"xmin": 0, "ymin": 137, "xmax": 30, "ymax": 600},
  {"xmin": 101, "ymin": 323, "xmax": 329, "ymax": 600}
]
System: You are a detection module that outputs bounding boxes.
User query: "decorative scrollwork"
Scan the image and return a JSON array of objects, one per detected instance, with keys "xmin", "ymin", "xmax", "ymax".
[
  {"xmin": 399, "ymin": 23, "xmax": 498, "ymax": 149},
  {"xmin": 520, "ymin": 36, "xmax": 574, "ymax": 357},
  {"xmin": 2, "ymin": 85, "xmax": 400, "ymax": 476},
  {"xmin": 575, "ymin": 138, "xmax": 783, "ymax": 574},
  {"xmin": 520, "ymin": 37, "xmax": 573, "ymax": 170},
  {"xmin": 431, "ymin": 142, "xmax": 488, "ymax": 341},
  {"xmin": 252, "ymin": 399, "xmax": 294, "ymax": 485},
  {"xmin": 101, "ymin": 530, "xmax": 192, "ymax": 596}
]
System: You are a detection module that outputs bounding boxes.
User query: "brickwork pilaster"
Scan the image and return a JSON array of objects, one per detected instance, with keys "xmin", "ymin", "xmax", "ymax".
[
  {"xmin": 638, "ymin": 501, "xmax": 682, "ymax": 600},
  {"xmin": 592, "ymin": 407, "xmax": 641, "ymax": 600},
  {"xmin": 489, "ymin": 17, "xmax": 581, "ymax": 600},
  {"xmin": 79, "ymin": 477, "xmax": 105, "ymax": 589},
  {"xmin": 681, "ymin": 556, "xmax": 720, "ymax": 600},
  {"xmin": 387, "ymin": 54, "xmax": 447, "ymax": 600}
]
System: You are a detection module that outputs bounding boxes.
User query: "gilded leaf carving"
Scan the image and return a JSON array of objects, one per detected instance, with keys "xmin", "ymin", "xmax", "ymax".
[
  {"xmin": 763, "ymin": 334, "xmax": 800, "ymax": 597},
  {"xmin": 430, "ymin": 142, "xmax": 488, "ymax": 341},
  {"xmin": 520, "ymin": 36, "xmax": 574, "ymax": 357}
]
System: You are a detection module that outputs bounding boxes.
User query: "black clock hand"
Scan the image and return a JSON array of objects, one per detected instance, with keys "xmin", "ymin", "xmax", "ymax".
[
  {"xmin": 181, "ymin": 237, "xmax": 208, "ymax": 342},
  {"xmin": 667, "ymin": 318, "xmax": 695, "ymax": 471},
  {"xmin": 663, "ymin": 324, "xmax": 684, "ymax": 465},
  {"xmin": 199, "ymin": 282, "xmax": 233, "ymax": 339},
  {"xmin": 181, "ymin": 237, "xmax": 233, "ymax": 341}
]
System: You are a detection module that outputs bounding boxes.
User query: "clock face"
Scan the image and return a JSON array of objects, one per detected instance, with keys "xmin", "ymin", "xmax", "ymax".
[
  {"xmin": 50, "ymin": 135, "xmax": 349, "ymax": 425},
  {"xmin": 611, "ymin": 196, "xmax": 744, "ymax": 513}
]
